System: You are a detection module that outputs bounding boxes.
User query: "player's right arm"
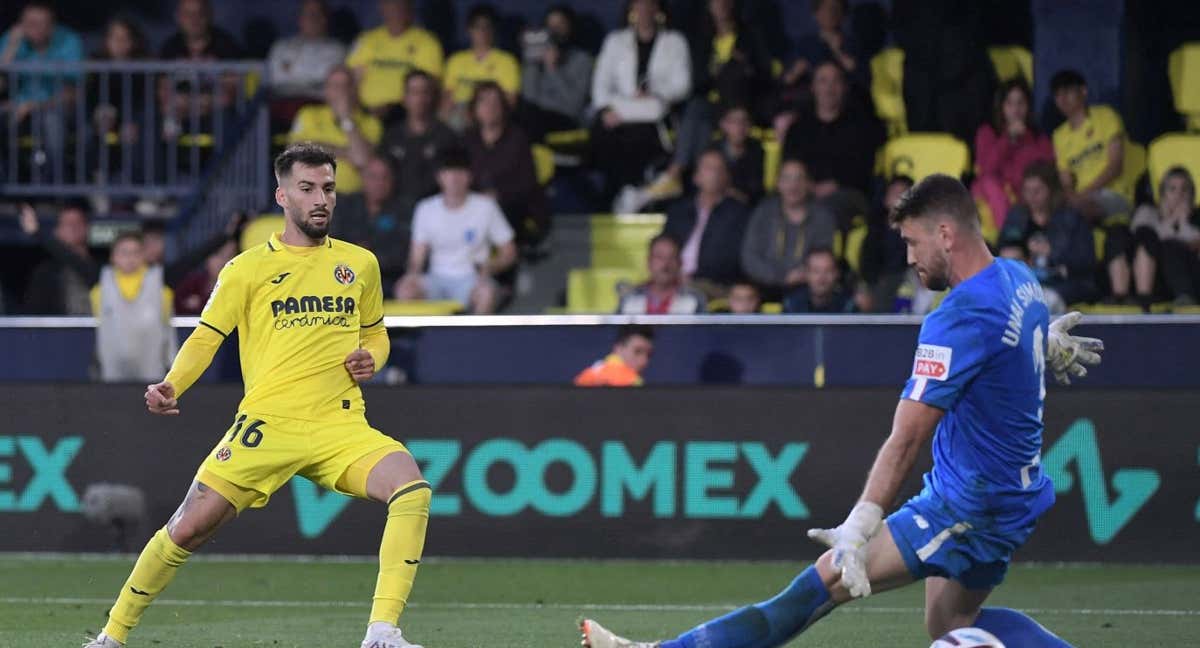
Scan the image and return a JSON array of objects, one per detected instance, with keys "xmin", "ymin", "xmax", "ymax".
[
  {"xmin": 809, "ymin": 308, "xmax": 985, "ymax": 597},
  {"xmin": 148, "ymin": 259, "xmax": 248, "ymax": 415}
]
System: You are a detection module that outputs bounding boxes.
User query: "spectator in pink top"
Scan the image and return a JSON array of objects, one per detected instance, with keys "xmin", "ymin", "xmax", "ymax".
[{"xmin": 971, "ymin": 79, "xmax": 1054, "ymax": 230}]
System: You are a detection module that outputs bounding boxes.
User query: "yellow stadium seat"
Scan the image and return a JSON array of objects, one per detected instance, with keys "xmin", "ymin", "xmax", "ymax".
[
  {"xmin": 988, "ymin": 46, "xmax": 1033, "ymax": 84},
  {"xmin": 761, "ymin": 302, "xmax": 783, "ymax": 314},
  {"xmin": 531, "ymin": 143, "xmax": 554, "ymax": 186},
  {"xmin": 843, "ymin": 223, "xmax": 869, "ymax": 274},
  {"xmin": 544, "ymin": 129, "xmax": 589, "ymax": 147},
  {"xmin": 590, "ymin": 213, "xmax": 666, "ymax": 270},
  {"xmin": 832, "ymin": 229, "xmax": 844, "ymax": 259},
  {"xmin": 1092, "ymin": 227, "xmax": 1106, "ymax": 264},
  {"xmin": 1147, "ymin": 133, "xmax": 1200, "ymax": 205},
  {"xmin": 240, "ymin": 214, "xmax": 285, "ymax": 250},
  {"xmin": 567, "ymin": 267, "xmax": 647, "ymax": 313},
  {"xmin": 763, "ymin": 138, "xmax": 781, "ymax": 191},
  {"xmin": 382, "ymin": 300, "xmax": 463, "ymax": 316},
  {"xmin": 1168, "ymin": 43, "xmax": 1200, "ymax": 131},
  {"xmin": 870, "ymin": 47, "xmax": 907, "ymax": 138},
  {"xmin": 1111, "ymin": 138, "xmax": 1146, "ymax": 206},
  {"xmin": 975, "ymin": 198, "xmax": 999, "ymax": 245},
  {"xmin": 880, "ymin": 133, "xmax": 971, "ymax": 182}
]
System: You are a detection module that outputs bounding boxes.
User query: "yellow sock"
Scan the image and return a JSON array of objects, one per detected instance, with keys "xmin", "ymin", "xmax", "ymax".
[
  {"xmin": 102, "ymin": 527, "xmax": 192, "ymax": 643},
  {"xmin": 370, "ymin": 480, "xmax": 431, "ymax": 624}
]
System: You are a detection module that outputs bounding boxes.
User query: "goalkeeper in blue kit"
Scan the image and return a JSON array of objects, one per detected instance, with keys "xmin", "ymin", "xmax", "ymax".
[{"xmin": 581, "ymin": 175, "xmax": 1104, "ymax": 648}]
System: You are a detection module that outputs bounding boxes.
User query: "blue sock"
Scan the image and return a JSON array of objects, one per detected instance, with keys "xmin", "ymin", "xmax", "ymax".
[
  {"xmin": 974, "ymin": 607, "xmax": 1073, "ymax": 647},
  {"xmin": 659, "ymin": 566, "xmax": 834, "ymax": 648}
]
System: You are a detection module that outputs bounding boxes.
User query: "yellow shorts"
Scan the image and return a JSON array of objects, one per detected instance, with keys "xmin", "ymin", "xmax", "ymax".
[{"xmin": 197, "ymin": 411, "xmax": 407, "ymax": 511}]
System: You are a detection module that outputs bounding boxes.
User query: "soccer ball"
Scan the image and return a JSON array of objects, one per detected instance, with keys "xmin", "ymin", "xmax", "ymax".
[{"xmin": 929, "ymin": 627, "xmax": 1006, "ymax": 648}]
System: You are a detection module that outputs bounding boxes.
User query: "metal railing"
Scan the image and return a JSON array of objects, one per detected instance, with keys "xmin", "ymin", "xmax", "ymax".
[{"xmin": 1, "ymin": 60, "xmax": 271, "ymax": 248}]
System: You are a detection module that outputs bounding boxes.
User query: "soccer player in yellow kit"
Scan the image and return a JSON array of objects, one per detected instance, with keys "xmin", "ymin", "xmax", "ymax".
[{"xmin": 85, "ymin": 143, "xmax": 430, "ymax": 648}]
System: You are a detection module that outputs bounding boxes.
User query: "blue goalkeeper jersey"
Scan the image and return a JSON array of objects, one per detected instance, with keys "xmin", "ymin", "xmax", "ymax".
[{"xmin": 900, "ymin": 258, "xmax": 1056, "ymax": 530}]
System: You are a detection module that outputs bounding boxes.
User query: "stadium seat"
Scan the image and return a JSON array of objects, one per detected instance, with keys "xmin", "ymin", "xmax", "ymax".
[
  {"xmin": 843, "ymin": 223, "xmax": 869, "ymax": 274},
  {"xmin": 1092, "ymin": 226, "xmax": 1107, "ymax": 265},
  {"xmin": 761, "ymin": 302, "xmax": 783, "ymax": 314},
  {"xmin": 382, "ymin": 300, "xmax": 463, "ymax": 316},
  {"xmin": 975, "ymin": 198, "xmax": 999, "ymax": 245},
  {"xmin": 531, "ymin": 143, "xmax": 555, "ymax": 186},
  {"xmin": 567, "ymin": 267, "xmax": 647, "ymax": 313},
  {"xmin": 589, "ymin": 214, "xmax": 665, "ymax": 270},
  {"xmin": 1168, "ymin": 43, "xmax": 1200, "ymax": 131},
  {"xmin": 870, "ymin": 47, "xmax": 907, "ymax": 138},
  {"xmin": 762, "ymin": 138, "xmax": 781, "ymax": 191},
  {"xmin": 880, "ymin": 133, "xmax": 971, "ymax": 182},
  {"xmin": 1115, "ymin": 139, "xmax": 1146, "ymax": 206},
  {"xmin": 1147, "ymin": 133, "xmax": 1200, "ymax": 205},
  {"xmin": 988, "ymin": 46, "xmax": 1034, "ymax": 84},
  {"xmin": 240, "ymin": 214, "xmax": 285, "ymax": 250}
]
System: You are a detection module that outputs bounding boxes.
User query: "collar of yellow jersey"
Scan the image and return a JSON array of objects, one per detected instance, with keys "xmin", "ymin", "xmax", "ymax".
[{"xmin": 267, "ymin": 231, "xmax": 332, "ymax": 252}]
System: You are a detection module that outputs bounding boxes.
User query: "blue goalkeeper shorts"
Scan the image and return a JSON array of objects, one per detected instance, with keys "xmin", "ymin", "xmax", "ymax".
[{"xmin": 885, "ymin": 489, "xmax": 1040, "ymax": 590}]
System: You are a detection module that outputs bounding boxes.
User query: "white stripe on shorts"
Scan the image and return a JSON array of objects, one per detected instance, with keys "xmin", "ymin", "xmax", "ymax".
[{"xmin": 915, "ymin": 521, "xmax": 973, "ymax": 561}]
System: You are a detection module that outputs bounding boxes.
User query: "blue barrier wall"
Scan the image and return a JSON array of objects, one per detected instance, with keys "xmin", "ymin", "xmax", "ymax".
[{"xmin": 2, "ymin": 316, "xmax": 1198, "ymax": 387}]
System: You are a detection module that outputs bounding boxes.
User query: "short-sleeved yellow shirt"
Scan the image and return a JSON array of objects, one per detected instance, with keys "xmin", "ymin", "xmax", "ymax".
[
  {"xmin": 443, "ymin": 48, "xmax": 521, "ymax": 104},
  {"xmin": 199, "ymin": 232, "xmax": 385, "ymax": 422},
  {"xmin": 345, "ymin": 25, "xmax": 444, "ymax": 108},
  {"xmin": 1053, "ymin": 104, "xmax": 1124, "ymax": 193},
  {"xmin": 288, "ymin": 106, "xmax": 382, "ymax": 193}
]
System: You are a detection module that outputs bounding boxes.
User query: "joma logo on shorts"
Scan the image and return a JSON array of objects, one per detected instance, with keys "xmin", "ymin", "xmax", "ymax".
[{"xmin": 270, "ymin": 296, "xmax": 357, "ymax": 317}]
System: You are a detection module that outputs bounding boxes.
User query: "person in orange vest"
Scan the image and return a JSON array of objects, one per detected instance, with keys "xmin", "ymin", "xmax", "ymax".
[{"xmin": 574, "ymin": 325, "xmax": 654, "ymax": 387}]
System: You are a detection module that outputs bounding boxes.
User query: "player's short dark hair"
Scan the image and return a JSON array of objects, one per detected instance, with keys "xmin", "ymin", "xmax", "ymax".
[
  {"xmin": 615, "ymin": 324, "xmax": 654, "ymax": 346},
  {"xmin": 890, "ymin": 174, "xmax": 980, "ymax": 232},
  {"xmin": 274, "ymin": 142, "xmax": 337, "ymax": 179},
  {"xmin": 437, "ymin": 145, "xmax": 472, "ymax": 171},
  {"xmin": 467, "ymin": 3, "xmax": 498, "ymax": 27},
  {"xmin": 1050, "ymin": 69, "xmax": 1086, "ymax": 93}
]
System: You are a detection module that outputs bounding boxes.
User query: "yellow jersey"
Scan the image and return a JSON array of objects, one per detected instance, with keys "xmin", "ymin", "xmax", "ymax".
[
  {"xmin": 196, "ymin": 232, "xmax": 385, "ymax": 422},
  {"xmin": 443, "ymin": 48, "xmax": 521, "ymax": 104},
  {"xmin": 1053, "ymin": 104, "xmax": 1124, "ymax": 194},
  {"xmin": 345, "ymin": 25, "xmax": 445, "ymax": 108},
  {"xmin": 288, "ymin": 106, "xmax": 383, "ymax": 193}
]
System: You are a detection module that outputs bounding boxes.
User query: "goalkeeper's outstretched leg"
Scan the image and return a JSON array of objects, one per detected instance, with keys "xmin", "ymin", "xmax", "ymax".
[{"xmin": 582, "ymin": 525, "xmax": 913, "ymax": 648}]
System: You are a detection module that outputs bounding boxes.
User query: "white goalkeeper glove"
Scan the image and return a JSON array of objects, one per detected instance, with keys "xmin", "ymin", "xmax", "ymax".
[
  {"xmin": 807, "ymin": 501, "xmax": 883, "ymax": 598},
  {"xmin": 1047, "ymin": 311, "xmax": 1104, "ymax": 385}
]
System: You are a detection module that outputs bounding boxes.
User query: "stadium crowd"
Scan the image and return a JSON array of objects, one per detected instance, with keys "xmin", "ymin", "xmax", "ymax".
[{"xmin": 2, "ymin": 0, "xmax": 1199, "ymax": 325}]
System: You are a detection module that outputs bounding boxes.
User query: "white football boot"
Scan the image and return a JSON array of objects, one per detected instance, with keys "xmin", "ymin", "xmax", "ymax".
[
  {"xmin": 360, "ymin": 623, "xmax": 424, "ymax": 648},
  {"xmin": 81, "ymin": 633, "xmax": 123, "ymax": 648},
  {"xmin": 580, "ymin": 618, "xmax": 659, "ymax": 648}
]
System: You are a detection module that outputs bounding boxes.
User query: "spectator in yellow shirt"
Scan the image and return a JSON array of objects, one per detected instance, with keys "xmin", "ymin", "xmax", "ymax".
[
  {"xmin": 289, "ymin": 66, "xmax": 383, "ymax": 193},
  {"xmin": 441, "ymin": 4, "xmax": 520, "ymax": 130},
  {"xmin": 574, "ymin": 325, "xmax": 654, "ymax": 387},
  {"xmin": 345, "ymin": 0, "xmax": 444, "ymax": 116},
  {"xmin": 1051, "ymin": 69, "xmax": 1133, "ymax": 302}
]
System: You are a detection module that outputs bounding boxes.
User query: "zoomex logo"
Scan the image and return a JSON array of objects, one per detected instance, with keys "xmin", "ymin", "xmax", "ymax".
[
  {"xmin": 0, "ymin": 436, "xmax": 83, "ymax": 512},
  {"xmin": 270, "ymin": 295, "xmax": 356, "ymax": 330},
  {"xmin": 289, "ymin": 439, "xmax": 809, "ymax": 537}
]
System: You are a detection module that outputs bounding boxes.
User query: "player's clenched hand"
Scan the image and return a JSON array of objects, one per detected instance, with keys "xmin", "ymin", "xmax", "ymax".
[
  {"xmin": 807, "ymin": 501, "xmax": 883, "ymax": 599},
  {"xmin": 1047, "ymin": 311, "xmax": 1104, "ymax": 385},
  {"xmin": 344, "ymin": 349, "xmax": 375, "ymax": 383},
  {"xmin": 145, "ymin": 381, "xmax": 180, "ymax": 415}
]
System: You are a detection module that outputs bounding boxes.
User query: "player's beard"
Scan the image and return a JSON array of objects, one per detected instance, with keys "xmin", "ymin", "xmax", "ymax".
[
  {"xmin": 291, "ymin": 208, "xmax": 331, "ymax": 240},
  {"xmin": 921, "ymin": 253, "xmax": 950, "ymax": 291}
]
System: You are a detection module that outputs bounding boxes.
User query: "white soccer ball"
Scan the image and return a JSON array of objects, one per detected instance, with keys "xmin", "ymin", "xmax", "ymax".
[{"xmin": 929, "ymin": 627, "xmax": 1006, "ymax": 648}]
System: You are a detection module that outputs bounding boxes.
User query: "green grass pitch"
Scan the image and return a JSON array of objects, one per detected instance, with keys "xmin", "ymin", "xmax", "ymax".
[{"xmin": 1, "ymin": 556, "xmax": 1197, "ymax": 647}]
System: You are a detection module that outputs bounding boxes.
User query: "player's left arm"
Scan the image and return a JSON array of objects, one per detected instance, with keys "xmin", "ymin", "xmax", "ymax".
[
  {"xmin": 347, "ymin": 253, "xmax": 388, "ymax": 383},
  {"xmin": 1047, "ymin": 311, "xmax": 1103, "ymax": 385}
]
